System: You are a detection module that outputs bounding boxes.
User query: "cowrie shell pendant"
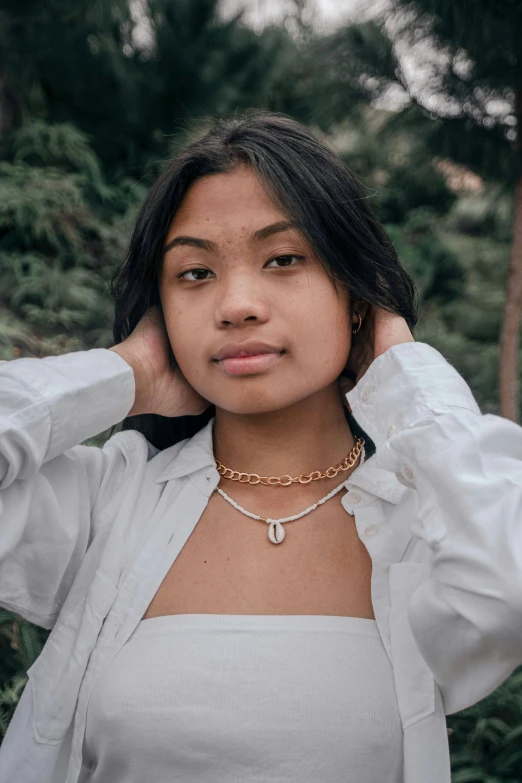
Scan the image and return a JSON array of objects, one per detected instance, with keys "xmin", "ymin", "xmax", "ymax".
[{"xmin": 267, "ymin": 520, "xmax": 285, "ymax": 544}]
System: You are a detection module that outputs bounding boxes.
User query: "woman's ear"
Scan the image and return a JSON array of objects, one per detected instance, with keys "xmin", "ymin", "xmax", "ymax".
[{"xmin": 352, "ymin": 301, "xmax": 370, "ymax": 330}]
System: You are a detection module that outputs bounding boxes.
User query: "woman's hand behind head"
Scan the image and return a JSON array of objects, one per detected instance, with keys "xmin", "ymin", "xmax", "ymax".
[
  {"xmin": 109, "ymin": 305, "xmax": 211, "ymax": 418},
  {"xmin": 341, "ymin": 305, "xmax": 415, "ymax": 412}
]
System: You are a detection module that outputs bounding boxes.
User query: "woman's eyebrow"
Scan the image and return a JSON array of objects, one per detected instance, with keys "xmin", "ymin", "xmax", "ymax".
[{"xmin": 163, "ymin": 220, "xmax": 297, "ymax": 256}]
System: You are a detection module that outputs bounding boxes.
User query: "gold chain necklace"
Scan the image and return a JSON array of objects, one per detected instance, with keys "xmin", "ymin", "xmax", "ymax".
[{"xmin": 215, "ymin": 436, "xmax": 365, "ymax": 486}]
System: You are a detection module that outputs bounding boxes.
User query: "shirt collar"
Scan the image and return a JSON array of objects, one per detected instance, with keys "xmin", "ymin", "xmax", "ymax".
[
  {"xmin": 155, "ymin": 416, "xmax": 407, "ymax": 505},
  {"xmin": 155, "ymin": 417, "xmax": 217, "ymax": 482},
  {"xmin": 345, "ymin": 453, "xmax": 407, "ymax": 505}
]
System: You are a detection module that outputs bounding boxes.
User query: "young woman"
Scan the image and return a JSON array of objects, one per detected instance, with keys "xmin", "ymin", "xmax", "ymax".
[{"xmin": 1, "ymin": 111, "xmax": 521, "ymax": 783}]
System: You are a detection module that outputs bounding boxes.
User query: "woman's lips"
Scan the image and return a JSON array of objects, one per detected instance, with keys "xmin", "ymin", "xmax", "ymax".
[{"xmin": 215, "ymin": 351, "xmax": 284, "ymax": 375}]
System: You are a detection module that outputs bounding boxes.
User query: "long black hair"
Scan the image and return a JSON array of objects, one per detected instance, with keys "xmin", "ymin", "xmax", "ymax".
[{"xmin": 109, "ymin": 110, "xmax": 418, "ymax": 454}]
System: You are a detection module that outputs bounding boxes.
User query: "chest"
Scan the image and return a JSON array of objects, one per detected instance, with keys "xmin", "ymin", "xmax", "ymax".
[{"xmin": 142, "ymin": 486, "xmax": 375, "ymax": 620}]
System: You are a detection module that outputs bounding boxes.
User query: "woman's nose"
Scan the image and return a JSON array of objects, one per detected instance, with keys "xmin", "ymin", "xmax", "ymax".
[{"xmin": 215, "ymin": 275, "xmax": 270, "ymax": 326}]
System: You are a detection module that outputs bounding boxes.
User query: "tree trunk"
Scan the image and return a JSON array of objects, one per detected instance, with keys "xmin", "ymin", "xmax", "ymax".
[{"xmin": 499, "ymin": 88, "xmax": 522, "ymax": 423}]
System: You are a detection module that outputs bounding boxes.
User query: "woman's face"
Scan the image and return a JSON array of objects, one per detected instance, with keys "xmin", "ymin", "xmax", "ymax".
[{"xmin": 158, "ymin": 165, "xmax": 353, "ymax": 415}]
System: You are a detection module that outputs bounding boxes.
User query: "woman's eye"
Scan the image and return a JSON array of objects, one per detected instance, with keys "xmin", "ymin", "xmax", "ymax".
[
  {"xmin": 177, "ymin": 268, "xmax": 212, "ymax": 282},
  {"xmin": 177, "ymin": 255, "xmax": 303, "ymax": 282},
  {"xmin": 266, "ymin": 255, "xmax": 304, "ymax": 268}
]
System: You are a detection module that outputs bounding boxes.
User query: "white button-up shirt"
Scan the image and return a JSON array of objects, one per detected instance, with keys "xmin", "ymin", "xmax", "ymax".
[{"xmin": 1, "ymin": 342, "xmax": 522, "ymax": 783}]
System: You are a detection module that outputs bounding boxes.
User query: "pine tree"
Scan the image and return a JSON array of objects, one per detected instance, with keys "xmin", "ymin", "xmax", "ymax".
[
  {"xmin": 0, "ymin": 0, "xmax": 301, "ymax": 178},
  {"xmin": 387, "ymin": 0, "xmax": 522, "ymax": 422},
  {"xmin": 0, "ymin": 120, "xmax": 145, "ymax": 359},
  {"xmin": 307, "ymin": 2, "xmax": 521, "ymax": 420}
]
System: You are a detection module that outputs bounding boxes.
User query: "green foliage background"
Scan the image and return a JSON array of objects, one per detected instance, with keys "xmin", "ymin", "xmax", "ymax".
[{"xmin": 0, "ymin": 1, "xmax": 521, "ymax": 779}]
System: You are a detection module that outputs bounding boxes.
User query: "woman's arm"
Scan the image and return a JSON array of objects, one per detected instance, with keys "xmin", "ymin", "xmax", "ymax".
[
  {"xmin": 0, "ymin": 349, "xmax": 145, "ymax": 629},
  {"xmin": 346, "ymin": 341, "xmax": 522, "ymax": 715}
]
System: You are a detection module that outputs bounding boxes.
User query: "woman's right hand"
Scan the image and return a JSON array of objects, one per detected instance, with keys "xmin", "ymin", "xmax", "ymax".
[{"xmin": 109, "ymin": 305, "xmax": 211, "ymax": 418}]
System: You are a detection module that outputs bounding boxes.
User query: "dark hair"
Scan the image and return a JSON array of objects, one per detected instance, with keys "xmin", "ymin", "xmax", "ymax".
[{"xmin": 109, "ymin": 110, "xmax": 418, "ymax": 455}]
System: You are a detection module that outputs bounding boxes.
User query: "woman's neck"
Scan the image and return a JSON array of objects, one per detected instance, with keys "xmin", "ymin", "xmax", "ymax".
[{"xmin": 212, "ymin": 384, "xmax": 358, "ymax": 485}]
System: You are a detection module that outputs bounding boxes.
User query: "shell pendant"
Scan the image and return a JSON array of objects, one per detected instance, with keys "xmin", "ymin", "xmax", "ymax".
[{"xmin": 267, "ymin": 520, "xmax": 285, "ymax": 544}]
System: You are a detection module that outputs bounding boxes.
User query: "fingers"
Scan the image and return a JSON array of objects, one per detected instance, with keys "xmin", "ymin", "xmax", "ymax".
[{"xmin": 371, "ymin": 307, "xmax": 415, "ymax": 357}]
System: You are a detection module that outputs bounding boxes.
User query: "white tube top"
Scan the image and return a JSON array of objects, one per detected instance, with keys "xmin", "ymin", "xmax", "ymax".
[{"xmin": 81, "ymin": 613, "xmax": 403, "ymax": 782}]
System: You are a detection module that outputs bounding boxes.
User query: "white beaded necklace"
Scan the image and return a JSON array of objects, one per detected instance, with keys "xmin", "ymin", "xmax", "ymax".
[{"xmin": 215, "ymin": 444, "xmax": 366, "ymax": 545}]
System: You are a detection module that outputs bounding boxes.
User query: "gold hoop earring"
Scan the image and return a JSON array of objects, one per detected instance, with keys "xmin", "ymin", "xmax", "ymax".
[{"xmin": 352, "ymin": 312, "xmax": 362, "ymax": 335}]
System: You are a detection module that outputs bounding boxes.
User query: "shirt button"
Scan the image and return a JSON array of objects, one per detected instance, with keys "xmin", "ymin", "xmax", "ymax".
[
  {"xmin": 347, "ymin": 491, "xmax": 361, "ymax": 503},
  {"xmin": 364, "ymin": 524, "xmax": 379, "ymax": 537},
  {"xmin": 362, "ymin": 386, "xmax": 375, "ymax": 401},
  {"xmin": 386, "ymin": 424, "xmax": 397, "ymax": 438},
  {"xmin": 402, "ymin": 465, "xmax": 415, "ymax": 482}
]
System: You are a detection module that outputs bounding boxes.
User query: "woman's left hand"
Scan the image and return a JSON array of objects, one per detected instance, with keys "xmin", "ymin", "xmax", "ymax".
[{"xmin": 340, "ymin": 305, "xmax": 415, "ymax": 406}]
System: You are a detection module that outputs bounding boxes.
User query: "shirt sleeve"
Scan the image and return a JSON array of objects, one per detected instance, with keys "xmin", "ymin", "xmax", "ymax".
[
  {"xmin": 0, "ymin": 349, "xmax": 146, "ymax": 629},
  {"xmin": 345, "ymin": 341, "xmax": 522, "ymax": 715}
]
